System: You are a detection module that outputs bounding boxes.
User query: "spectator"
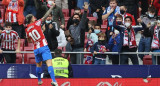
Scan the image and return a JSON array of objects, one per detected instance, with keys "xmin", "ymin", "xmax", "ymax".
[
  {"xmin": 150, "ymin": 19, "xmax": 160, "ymax": 65},
  {"xmin": 113, "ymin": 16, "xmax": 146, "ymax": 65},
  {"xmin": 91, "ymin": 32, "xmax": 109, "ymax": 65},
  {"xmin": 2, "ymin": 0, "xmax": 25, "ymax": 38},
  {"xmin": 84, "ymin": 20, "xmax": 97, "ymax": 64},
  {"xmin": 52, "ymin": 49, "xmax": 73, "ymax": 78},
  {"xmin": 108, "ymin": 14, "xmax": 123, "ymax": 65},
  {"xmin": 66, "ymin": 7, "xmax": 89, "ymax": 32},
  {"xmin": 55, "ymin": 0, "xmax": 68, "ymax": 9},
  {"xmin": 118, "ymin": 0, "xmax": 139, "ymax": 22},
  {"xmin": 108, "ymin": 30, "xmax": 120, "ymax": 65},
  {"xmin": 68, "ymin": 0, "xmax": 77, "ymax": 17},
  {"xmin": 89, "ymin": 0, "xmax": 109, "ymax": 24},
  {"xmin": 77, "ymin": 0, "xmax": 89, "ymax": 9},
  {"xmin": 42, "ymin": 13, "xmax": 60, "ymax": 54},
  {"xmin": 153, "ymin": 0, "xmax": 160, "ymax": 16},
  {"xmin": 0, "ymin": 22, "xmax": 20, "ymax": 63},
  {"xmin": 24, "ymin": 0, "xmax": 37, "ymax": 17},
  {"xmin": 138, "ymin": 6, "xmax": 157, "ymax": 61},
  {"xmin": 65, "ymin": 3, "xmax": 89, "ymax": 64},
  {"xmin": 120, "ymin": 5, "xmax": 136, "ymax": 25},
  {"xmin": 102, "ymin": 0, "xmax": 120, "ymax": 42},
  {"xmin": 36, "ymin": 0, "xmax": 48, "ymax": 20},
  {"xmin": 47, "ymin": 0, "xmax": 65, "ymax": 29},
  {"xmin": 56, "ymin": 27, "xmax": 67, "ymax": 47}
]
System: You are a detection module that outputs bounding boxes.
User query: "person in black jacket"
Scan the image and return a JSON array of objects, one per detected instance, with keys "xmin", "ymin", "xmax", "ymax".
[
  {"xmin": 89, "ymin": 0, "xmax": 109, "ymax": 24},
  {"xmin": 66, "ymin": 7, "xmax": 89, "ymax": 32},
  {"xmin": 118, "ymin": 0, "xmax": 139, "ymax": 23},
  {"xmin": 42, "ymin": 13, "xmax": 60, "ymax": 55}
]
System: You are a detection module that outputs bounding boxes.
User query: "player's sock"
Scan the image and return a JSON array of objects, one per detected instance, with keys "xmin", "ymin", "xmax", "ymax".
[
  {"xmin": 48, "ymin": 66, "xmax": 56, "ymax": 82},
  {"xmin": 36, "ymin": 67, "xmax": 42, "ymax": 82}
]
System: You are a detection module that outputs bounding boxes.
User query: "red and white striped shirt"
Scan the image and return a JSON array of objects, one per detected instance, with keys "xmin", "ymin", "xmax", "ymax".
[
  {"xmin": 1, "ymin": 30, "xmax": 20, "ymax": 50},
  {"xmin": 25, "ymin": 19, "xmax": 48, "ymax": 49}
]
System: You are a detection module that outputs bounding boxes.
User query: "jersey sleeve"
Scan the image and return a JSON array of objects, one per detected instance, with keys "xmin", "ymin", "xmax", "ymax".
[
  {"xmin": 35, "ymin": 19, "xmax": 42, "ymax": 27},
  {"xmin": 15, "ymin": 32, "xmax": 20, "ymax": 40}
]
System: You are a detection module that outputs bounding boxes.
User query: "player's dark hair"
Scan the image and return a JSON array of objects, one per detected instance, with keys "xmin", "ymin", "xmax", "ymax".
[{"xmin": 25, "ymin": 14, "xmax": 34, "ymax": 24}]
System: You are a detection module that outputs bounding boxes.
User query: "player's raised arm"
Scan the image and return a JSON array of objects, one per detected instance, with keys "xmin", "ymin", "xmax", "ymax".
[{"xmin": 41, "ymin": 2, "xmax": 55, "ymax": 22}]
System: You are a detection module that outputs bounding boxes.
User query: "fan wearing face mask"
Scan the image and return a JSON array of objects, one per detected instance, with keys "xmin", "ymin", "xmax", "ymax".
[
  {"xmin": 65, "ymin": 2, "xmax": 89, "ymax": 64},
  {"xmin": 41, "ymin": 13, "xmax": 60, "ymax": 55},
  {"xmin": 0, "ymin": 22, "xmax": 20, "ymax": 63},
  {"xmin": 138, "ymin": 6, "xmax": 157, "ymax": 62},
  {"xmin": 113, "ymin": 15, "xmax": 146, "ymax": 65},
  {"xmin": 120, "ymin": 5, "xmax": 136, "ymax": 25},
  {"xmin": 90, "ymin": 32, "xmax": 110, "ymax": 65}
]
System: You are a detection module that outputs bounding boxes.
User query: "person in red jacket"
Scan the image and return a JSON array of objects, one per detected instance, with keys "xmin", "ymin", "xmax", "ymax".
[
  {"xmin": 120, "ymin": 5, "xmax": 136, "ymax": 25},
  {"xmin": 153, "ymin": 0, "xmax": 160, "ymax": 16},
  {"xmin": 2, "ymin": 0, "xmax": 25, "ymax": 38}
]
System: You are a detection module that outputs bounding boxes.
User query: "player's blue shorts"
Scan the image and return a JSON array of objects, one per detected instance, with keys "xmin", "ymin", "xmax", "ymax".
[{"xmin": 34, "ymin": 45, "xmax": 52, "ymax": 63}]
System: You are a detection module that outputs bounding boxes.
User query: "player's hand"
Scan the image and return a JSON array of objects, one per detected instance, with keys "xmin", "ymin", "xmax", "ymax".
[
  {"xmin": 67, "ymin": 37, "xmax": 72, "ymax": 41},
  {"xmin": 52, "ymin": 2, "xmax": 56, "ymax": 7},
  {"xmin": 84, "ymin": 48, "xmax": 87, "ymax": 52},
  {"xmin": 102, "ymin": 7, "xmax": 105, "ymax": 11},
  {"xmin": 94, "ymin": 51, "xmax": 97, "ymax": 54},
  {"xmin": 0, "ymin": 49, "xmax": 3, "ymax": 53},
  {"xmin": 110, "ymin": 32, "xmax": 113, "ymax": 35},
  {"xmin": 114, "ymin": 12, "xmax": 119, "ymax": 16},
  {"xmin": 42, "ymin": 24, "xmax": 46, "ymax": 32},
  {"xmin": 49, "ymin": 24, "xmax": 53, "ymax": 29},
  {"xmin": 15, "ymin": 49, "xmax": 20, "ymax": 53},
  {"xmin": 83, "ymin": 2, "xmax": 89, "ymax": 11}
]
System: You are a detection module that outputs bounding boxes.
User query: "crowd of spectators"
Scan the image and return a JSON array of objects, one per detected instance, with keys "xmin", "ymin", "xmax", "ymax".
[{"xmin": 0, "ymin": 0, "xmax": 160, "ymax": 65}]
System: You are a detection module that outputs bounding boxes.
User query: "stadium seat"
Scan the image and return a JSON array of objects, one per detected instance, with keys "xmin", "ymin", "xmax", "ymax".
[
  {"xmin": 101, "ymin": 25, "xmax": 107, "ymax": 33},
  {"xmin": 71, "ymin": 9, "xmax": 89, "ymax": 16},
  {"xmin": 27, "ymin": 43, "xmax": 34, "ymax": 47},
  {"xmin": 24, "ymin": 47, "xmax": 34, "ymax": 64},
  {"xmin": 65, "ymin": 17, "xmax": 70, "ymax": 22},
  {"xmin": 16, "ymin": 54, "xmax": 22, "ymax": 64},
  {"xmin": 26, "ymin": 53, "xmax": 36, "ymax": 64},
  {"xmin": 143, "ymin": 55, "xmax": 152, "ymax": 65},
  {"xmin": 62, "ymin": 9, "xmax": 69, "ymax": 17},
  {"xmin": 87, "ymin": 17, "xmax": 97, "ymax": 22},
  {"xmin": 102, "ymin": 20, "xmax": 108, "ymax": 25}
]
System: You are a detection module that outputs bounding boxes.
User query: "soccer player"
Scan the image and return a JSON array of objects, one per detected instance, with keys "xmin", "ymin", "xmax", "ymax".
[{"xmin": 25, "ymin": 2, "xmax": 58, "ymax": 86}]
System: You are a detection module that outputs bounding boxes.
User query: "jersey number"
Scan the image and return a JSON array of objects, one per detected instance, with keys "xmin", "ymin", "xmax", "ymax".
[{"xmin": 29, "ymin": 30, "xmax": 41, "ymax": 41}]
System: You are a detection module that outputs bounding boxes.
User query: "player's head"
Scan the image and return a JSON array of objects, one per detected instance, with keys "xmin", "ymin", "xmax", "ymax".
[
  {"xmin": 54, "ymin": 49, "xmax": 62, "ymax": 57},
  {"xmin": 25, "ymin": 14, "xmax": 36, "ymax": 24},
  {"xmin": 109, "ymin": 0, "xmax": 117, "ymax": 9},
  {"xmin": 4, "ymin": 22, "xmax": 12, "ymax": 33},
  {"xmin": 46, "ymin": 13, "xmax": 52, "ymax": 23}
]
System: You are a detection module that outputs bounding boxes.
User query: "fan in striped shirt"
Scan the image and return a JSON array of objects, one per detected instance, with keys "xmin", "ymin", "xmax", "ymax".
[{"xmin": 0, "ymin": 22, "xmax": 20, "ymax": 63}]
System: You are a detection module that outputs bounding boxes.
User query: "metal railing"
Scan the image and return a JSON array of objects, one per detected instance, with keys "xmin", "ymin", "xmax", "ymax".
[{"xmin": 1, "ymin": 51, "xmax": 160, "ymax": 65}]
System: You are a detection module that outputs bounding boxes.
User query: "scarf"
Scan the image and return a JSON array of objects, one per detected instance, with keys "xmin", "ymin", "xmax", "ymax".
[
  {"xmin": 7, "ymin": 1, "xmax": 19, "ymax": 23},
  {"xmin": 123, "ymin": 28, "xmax": 137, "ymax": 48},
  {"xmin": 151, "ymin": 25, "xmax": 160, "ymax": 49}
]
